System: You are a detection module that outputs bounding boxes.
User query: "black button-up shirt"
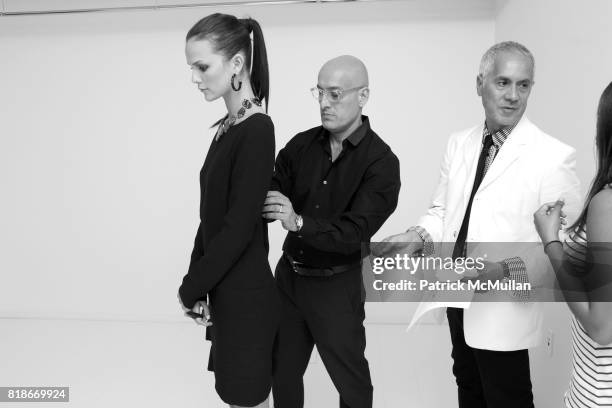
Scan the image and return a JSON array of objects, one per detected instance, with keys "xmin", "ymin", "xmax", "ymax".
[{"xmin": 271, "ymin": 116, "xmax": 401, "ymax": 267}]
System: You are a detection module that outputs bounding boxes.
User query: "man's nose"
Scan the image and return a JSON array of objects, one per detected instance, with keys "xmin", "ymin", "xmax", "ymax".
[
  {"xmin": 319, "ymin": 94, "xmax": 331, "ymax": 109},
  {"xmin": 505, "ymin": 85, "xmax": 519, "ymax": 102}
]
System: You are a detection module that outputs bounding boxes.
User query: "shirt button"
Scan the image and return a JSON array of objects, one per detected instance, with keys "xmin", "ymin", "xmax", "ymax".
[
  {"xmin": 298, "ymin": 235, "xmax": 303, "ymax": 239},
  {"xmin": 315, "ymin": 204, "xmax": 320, "ymax": 209},
  {"xmin": 299, "ymin": 250, "xmax": 304, "ymax": 255},
  {"xmin": 453, "ymin": 231, "xmax": 457, "ymax": 238},
  {"xmin": 323, "ymin": 180, "xmax": 327, "ymax": 185}
]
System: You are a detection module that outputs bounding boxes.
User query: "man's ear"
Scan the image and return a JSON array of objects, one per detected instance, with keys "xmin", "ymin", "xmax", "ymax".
[
  {"xmin": 476, "ymin": 74, "xmax": 484, "ymax": 97},
  {"xmin": 358, "ymin": 87, "xmax": 370, "ymax": 108}
]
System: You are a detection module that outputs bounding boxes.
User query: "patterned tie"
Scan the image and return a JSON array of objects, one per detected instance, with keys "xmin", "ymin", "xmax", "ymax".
[{"xmin": 483, "ymin": 129, "xmax": 502, "ymax": 175}]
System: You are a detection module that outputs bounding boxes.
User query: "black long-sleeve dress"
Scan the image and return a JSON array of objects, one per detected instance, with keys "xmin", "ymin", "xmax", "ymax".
[{"xmin": 179, "ymin": 113, "xmax": 280, "ymax": 406}]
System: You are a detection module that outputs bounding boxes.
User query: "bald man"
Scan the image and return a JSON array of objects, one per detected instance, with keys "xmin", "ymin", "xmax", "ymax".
[{"xmin": 262, "ymin": 56, "xmax": 400, "ymax": 408}]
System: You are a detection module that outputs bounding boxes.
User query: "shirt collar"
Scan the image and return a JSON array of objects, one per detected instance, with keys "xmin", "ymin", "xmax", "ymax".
[
  {"xmin": 318, "ymin": 115, "xmax": 370, "ymax": 147},
  {"xmin": 483, "ymin": 121, "xmax": 516, "ymax": 149},
  {"xmin": 346, "ymin": 115, "xmax": 370, "ymax": 146}
]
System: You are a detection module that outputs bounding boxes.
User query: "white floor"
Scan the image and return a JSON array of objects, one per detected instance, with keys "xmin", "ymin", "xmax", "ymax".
[
  {"xmin": 1, "ymin": 318, "xmax": 457, "ymax": 408},
  {"xmin": 1, "ymin": 308, "xmax": 571, "ymax": 408}
]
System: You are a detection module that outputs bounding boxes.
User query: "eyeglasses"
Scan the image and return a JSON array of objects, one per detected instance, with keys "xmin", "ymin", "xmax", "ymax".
[{"xmin": 310, "ymin": 86, "xmax": 367, "ymax": 103}]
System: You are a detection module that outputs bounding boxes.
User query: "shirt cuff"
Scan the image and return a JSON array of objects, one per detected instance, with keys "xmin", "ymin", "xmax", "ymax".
[
  {"xmin": 297, "ymin": 214, "xmax": 315, "ymax": 236},
  {"xmin": 407, "ymin": 225, "xmax": 435, "ymax": 257},
  {"xmin": 500, "ymin": 256, "xmax": 530, "ymax": 301}
]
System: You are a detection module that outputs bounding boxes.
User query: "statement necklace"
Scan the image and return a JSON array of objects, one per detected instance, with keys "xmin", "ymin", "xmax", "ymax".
[{"xmin": 215, "ymin": 97, "xmax": 262, "ymax": 140}]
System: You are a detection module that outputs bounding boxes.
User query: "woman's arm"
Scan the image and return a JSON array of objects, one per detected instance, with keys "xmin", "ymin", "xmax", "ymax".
[
  {"xmin": 188, "ymin": 223, "xmax": 203, "ymax": 266},
  {"xmin": 179, "ymin": 118, "xmax": 275, "ymax": 308},
  {"xmin": 538, "ymin": 190, "xmax": 612, "ymax": 345}
]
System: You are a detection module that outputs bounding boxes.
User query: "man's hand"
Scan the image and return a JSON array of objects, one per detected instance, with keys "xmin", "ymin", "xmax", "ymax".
[
  {"xmin": 262, "ymin": 191, "xmax": 299, "ymax": 232},
  {"xmin": 372, "ymin": 230, "xmax": 424, "ymax": 257}
]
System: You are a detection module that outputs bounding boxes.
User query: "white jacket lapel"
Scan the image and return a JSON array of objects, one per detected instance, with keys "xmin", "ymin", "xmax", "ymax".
[{"xmin": 477, "ymin": 117, "xmax": 531, "ymax": 192}]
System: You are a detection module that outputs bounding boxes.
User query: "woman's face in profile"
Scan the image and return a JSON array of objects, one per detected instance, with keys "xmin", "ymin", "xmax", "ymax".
[{"xmin": 185, "ymin": 38, "xmax": 232, "ymax": 102}]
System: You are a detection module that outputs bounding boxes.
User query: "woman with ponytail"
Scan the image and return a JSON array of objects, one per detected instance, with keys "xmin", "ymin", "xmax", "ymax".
[
  {"xmin": 535, "ymin": 81, "xmax": 612, "ymax": 407},
  {"xmin": 178, "ymin": 13, "xmax": 279, "ymax": 408}
]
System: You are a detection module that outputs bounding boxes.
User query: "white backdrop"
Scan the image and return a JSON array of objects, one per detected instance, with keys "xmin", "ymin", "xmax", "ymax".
[
  {"xmin": 2, "ymin": 0, "xmax": 610, "ymax": 406},
  {"xmin": 0, "ymin": 0, "xmax": 493, "ymax": 322}
]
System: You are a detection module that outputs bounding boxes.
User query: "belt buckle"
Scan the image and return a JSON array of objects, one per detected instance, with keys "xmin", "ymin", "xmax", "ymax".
[
  {"xmin": 291, "ymin": 261, "xmax": 332, "ymax": 277},
  {"xmin": 285, "ymin": 253, "xmax": 335, "ymax": 277},
  {"xmin": 290, "ymin": 260, "xmax": 305, "ymax": 275}
]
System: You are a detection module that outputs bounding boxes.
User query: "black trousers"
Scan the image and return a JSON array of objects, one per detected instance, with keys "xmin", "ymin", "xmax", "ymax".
[
  {"xmin": 272, "ymin": 256, "xmax": 373, "ymax": 408},
  {"xmin": 446, "ymin": 308, "xmax": 534, "ymax": 408}
]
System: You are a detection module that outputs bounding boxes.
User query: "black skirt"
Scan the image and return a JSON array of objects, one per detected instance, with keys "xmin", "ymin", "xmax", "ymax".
[{"xmin": 206, "ymin": 284, "xmax": 280, "ymax": 406}]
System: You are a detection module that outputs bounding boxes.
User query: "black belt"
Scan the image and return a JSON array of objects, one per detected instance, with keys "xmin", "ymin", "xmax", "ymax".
[{"xmin": 283, "ymin": 252, "xmax": 361, "ymax": 277}]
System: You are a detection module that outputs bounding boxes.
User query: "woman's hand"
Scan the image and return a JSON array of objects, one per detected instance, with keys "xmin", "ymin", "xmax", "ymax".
[
  {"xmin": 534, "ymin": 199, "xmax": 567, "ymax": 244},
  {"xmin": 177, "ymin": 292, "xmax": 212, "ymax": 326},
  {"xmin": 190, "ymin": 300, "xmax": 212, "ymax": 327}
]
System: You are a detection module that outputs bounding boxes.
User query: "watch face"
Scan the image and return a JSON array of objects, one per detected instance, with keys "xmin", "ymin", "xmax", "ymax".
[{"xmin": 296, "ymin": 215, "xmax": 303, "ymax": 231}]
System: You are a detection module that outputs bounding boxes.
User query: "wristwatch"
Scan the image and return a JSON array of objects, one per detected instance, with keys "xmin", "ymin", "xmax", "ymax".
[{"xmin": 295, "ymin": 214, "xmax": 303, "ymax": 232}]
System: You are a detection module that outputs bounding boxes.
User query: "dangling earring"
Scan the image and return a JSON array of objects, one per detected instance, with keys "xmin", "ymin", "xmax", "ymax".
[{"xmin": 231, "ymin": 74, "xmax": 242, "ymax": 92}]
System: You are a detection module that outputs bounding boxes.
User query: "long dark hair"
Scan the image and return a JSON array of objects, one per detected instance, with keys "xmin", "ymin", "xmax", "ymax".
[
  {"xmin": 569, "ymin": 81, "xmax": 612, "ymax": 231},
  {"xmin": 186, "ymin": 13, "xmax": 269, "ymax": 109}
]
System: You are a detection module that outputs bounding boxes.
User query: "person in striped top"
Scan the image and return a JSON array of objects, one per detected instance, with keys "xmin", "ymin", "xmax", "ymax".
[{"xmin": 534, "ymin": 81, "xmax": 612, "ymax": 407}]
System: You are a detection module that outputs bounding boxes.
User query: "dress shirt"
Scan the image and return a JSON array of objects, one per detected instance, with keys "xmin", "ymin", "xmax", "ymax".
[{"xmin": 271, "ymin": 115, "xmax": 401, "ymax": 268}]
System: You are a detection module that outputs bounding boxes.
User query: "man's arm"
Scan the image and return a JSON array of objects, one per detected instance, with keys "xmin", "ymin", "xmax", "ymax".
[
  {"xmin": 263, "ymin": 139, "xmax": 296, "ymax": 224},
  {"xmin": 298, "ymin": 153, "xmax": 400, "ymax": 254},
  {"xmin": 519, "ymin": 147, "xmax": 581, "ymax": 292},
  {"xmin": 476, "ymin": 146, "xmax": 581, "ymax": 300},
  {"xmin": 416, "ymin": 133, "xmax": 456, "ymax": 243},
  {"xmin": 270, "ymin": 140, "xmax": 296, "ymax": 196},
  {"xmin": 264, "ymin": 151, "xmax": 400, "ymax": 254}
]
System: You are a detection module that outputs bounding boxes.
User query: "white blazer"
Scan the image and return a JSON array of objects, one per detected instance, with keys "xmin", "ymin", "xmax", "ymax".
[{"xmin": 417, "ymin": 116, "xmax": 581, "ymax": 351}]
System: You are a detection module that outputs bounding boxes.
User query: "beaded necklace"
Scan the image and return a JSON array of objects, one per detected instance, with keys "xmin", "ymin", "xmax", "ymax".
[{"xmin": 215, "ymin": 97, "xmax": 262, "ymax": 141}]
